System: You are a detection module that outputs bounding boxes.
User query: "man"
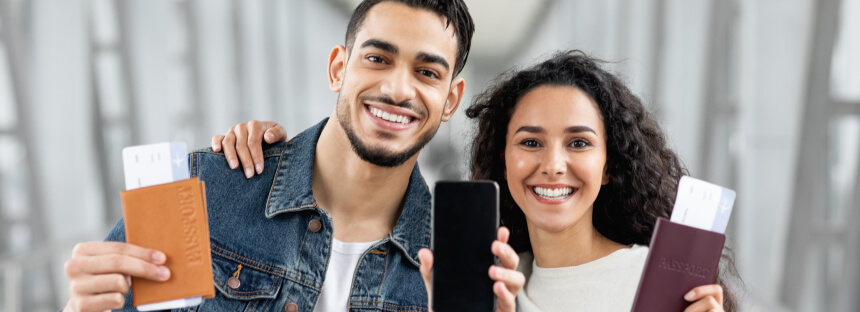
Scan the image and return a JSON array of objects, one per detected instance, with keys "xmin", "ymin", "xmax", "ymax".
[{"xmin": 62, "ymin": 1, "xmax": 521, "ymax": 311}]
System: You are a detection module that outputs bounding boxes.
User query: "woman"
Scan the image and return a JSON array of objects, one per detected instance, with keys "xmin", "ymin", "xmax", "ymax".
[
  {"xmin": 215, "ymin": 50, "xmax": 739, "ymax": 311},
  {"xmin": 463, "ymin": 50, "xmax": 738, "ymax": 311}
]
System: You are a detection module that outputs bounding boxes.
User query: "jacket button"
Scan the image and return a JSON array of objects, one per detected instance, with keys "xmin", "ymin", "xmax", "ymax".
[
  {"xmin": 285, "ymin": 302, "xmax": 298, "ymax": 312},
  {"xmin": 227, "ymin": 277, "xmax": 241, "ymax": 289},
  {"xmin": 308, "ymin": 219, "xmax": 322, "ymax": 232}
]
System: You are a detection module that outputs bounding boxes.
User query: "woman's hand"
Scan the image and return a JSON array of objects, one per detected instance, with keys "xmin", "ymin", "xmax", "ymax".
[
  {"xmin": 683, "ymin": 284, "xmax": 724, "ymax": 312},
  {"xmin": 211, "ymin": 120, "xmax": 287, "ymax": 179},
  {"xmin": 418, "ymin": 227, "xmax": 525, "ymax": 312}
]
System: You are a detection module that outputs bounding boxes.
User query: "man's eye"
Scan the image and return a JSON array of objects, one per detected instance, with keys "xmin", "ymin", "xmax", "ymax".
[
  {"xmin": 520, "ymin": 139, "xmax": 540, "ymax": 148},
  {"xmin": 418, "ymin": 69, "xmax": 438, "ymax": 79},
  {"xmin": 368, "ymin": 55, "xmax": 385, "ymax": 63}
]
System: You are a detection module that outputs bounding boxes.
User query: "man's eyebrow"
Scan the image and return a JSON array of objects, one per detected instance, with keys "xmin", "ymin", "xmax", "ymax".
[
  {"xmin": 514, "ymin": 126, "xmax": 544, "ymax": 134},
  {"xmin": 360, "ymin": 39, "xmax": 398, "ymax": 54},
  {"xmin": 565, "ymin": 126, "xmax": 596, "ymax": 134},
  {"xmin": 416, "ymin": 52, "xmax": 449, "ymax": 71}
]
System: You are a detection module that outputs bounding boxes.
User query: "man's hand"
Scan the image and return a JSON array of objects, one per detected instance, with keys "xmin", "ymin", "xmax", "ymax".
[
  {"xmin": 63, "ymin": 242, "xmax": 170, "ymax": 312},
  {"xmin": 418, "ymin": 227, "xmax": 525, "ymax": 312},
  {"xmin": 211, "ymin": 120, "xmax": 287, "ymax": 179},
  {"xmin": 683, "ymin": 284, "xmax": 725, "ymax": 312}
]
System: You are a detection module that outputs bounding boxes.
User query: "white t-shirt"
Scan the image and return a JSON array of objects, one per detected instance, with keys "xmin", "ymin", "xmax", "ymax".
[
  {"xmin": 313, "ymin": 238, "xmax": 381, "ymax": 312},
  {"xmin": 516, "ymin": 245, "xmax": 649, "ymax": 312}
]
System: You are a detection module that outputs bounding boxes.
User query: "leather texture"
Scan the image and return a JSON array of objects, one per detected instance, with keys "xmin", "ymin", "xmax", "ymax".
[
  {"xmin": 631, "ymin": 217, "xmax": 726, "ymax": 312},
  {"xmin": 120, "ymin": 177, "xmax": 215, "ymax": 306}
]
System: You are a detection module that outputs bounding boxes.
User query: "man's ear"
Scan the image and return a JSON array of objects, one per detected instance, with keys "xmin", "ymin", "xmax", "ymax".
[
  {"xmin": 441, "ymin": 77, "xmax": 465, "ymax": 122},
  {"xmin": 328, "ymin": 45, "xmax": 347, "ymax": 92}
]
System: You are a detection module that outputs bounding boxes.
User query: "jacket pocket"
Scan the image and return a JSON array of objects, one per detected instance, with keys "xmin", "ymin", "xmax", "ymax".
[{"xmin": 211, "ymin": 246, "xmax": 284, "ymax": 300}]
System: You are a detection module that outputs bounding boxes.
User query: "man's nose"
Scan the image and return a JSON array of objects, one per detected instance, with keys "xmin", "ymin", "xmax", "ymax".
[{"xmin": 379, "ymin": 66, "xmax": 417, "ymax": 104}]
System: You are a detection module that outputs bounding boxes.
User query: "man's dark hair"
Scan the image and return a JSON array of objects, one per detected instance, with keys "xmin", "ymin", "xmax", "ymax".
[{"xmin": 345, "ymin": 0, "xmax": 474, "ymax": 76}]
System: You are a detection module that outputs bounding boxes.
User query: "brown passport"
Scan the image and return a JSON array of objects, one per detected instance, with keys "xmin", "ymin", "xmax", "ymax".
[
  {"xmin": 631, "ymin": 217, "xmax": 725, "ymax": 312},
  {"xmin": 120, "ymin": 178, "xmax": 215, "ymax": 306}
]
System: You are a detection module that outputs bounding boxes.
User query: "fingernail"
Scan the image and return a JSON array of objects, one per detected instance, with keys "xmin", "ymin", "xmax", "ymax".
[
  {"xmin": 157, "ymin": 266, "xmax": 170, "ymax": 280},
  {"xmin": 229, "ymin": 159, "xmax": 238, "ymax": 169},
  {"xmin": 245, "ymin": 168, "xmax": 254, "ymax": 179},
  {"xmin": 255, "ymin": 164, "xmax": 263, "ymax": 174},
  {"xmin": 684, "ymin": 290, "xmax": 695, "ymax": 301},
  {"xmin": 265, "ymin": 132, "xmax": 275, "ymax": 142},
  {"xmin": 151, "ymin": 251, "xmax": 166, "ymax": 263}
]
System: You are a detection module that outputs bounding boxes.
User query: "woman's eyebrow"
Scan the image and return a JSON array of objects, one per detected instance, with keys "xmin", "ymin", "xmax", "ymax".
[
  {"xmin": 514, "ymin": 125, "xmax": 544, "ymax": 134},
  {"xmin": 565, "ymin": 125, "xmax": 596, "ymax": 134}
]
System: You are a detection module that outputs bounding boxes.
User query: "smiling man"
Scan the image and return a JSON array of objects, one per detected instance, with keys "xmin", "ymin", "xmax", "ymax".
[{"xmin": 61, "ymin": 1, "xmax": 476, "ymax": 311}]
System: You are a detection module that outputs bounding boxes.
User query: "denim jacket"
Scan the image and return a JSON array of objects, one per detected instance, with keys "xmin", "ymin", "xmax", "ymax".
[{"xmin": 105, "ymin": 118, "xmax": 432, "ymax": 312}]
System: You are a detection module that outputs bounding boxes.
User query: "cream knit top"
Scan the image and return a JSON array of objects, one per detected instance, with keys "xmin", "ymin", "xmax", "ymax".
[{"xmin": 516, "ymin": 245, "xmax": 649, "ymax": 312}]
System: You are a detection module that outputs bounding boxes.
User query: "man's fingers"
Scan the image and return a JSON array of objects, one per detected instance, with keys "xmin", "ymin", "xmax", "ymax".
[
  {"xmin": 246, "ymin": 121, "xmax": 265, "ymax": 174},
  {"xmin": 68, "ymin": 292, "xmax": 127, "ymax": 312},
  {"xmin": 66, "ymin": 254, "xmax": 170, "ymax": 282},
  {"xmin": 221, "ymin": 128, "xmax": 239, "ymax": 170},
  {"xmin": 231, "ymin": 124, "xmax": 255, "ymax": 179},
  {"xmin": 493, "ymin": 281, "xmax": 517, "ymax": 312},
  {"xmin": 417, "ymin": 248, "xmax": 434, "ymax": 309},
  {"xmin": 71, "ymin": 242, "xmax": 165, "ymax": 264},
  {"xmin": 211, "ymin": 135, "xmax": 225, "ymax": 152},
  {"xmin": 492, "ymin": 240, "xmax": 519, "ymax": 270},
  {"xmin": 264, "ymin": 123, "xmax": 288, "ymax": 143},
  {"xmin": 69, "ymin": 273, "xmax": 131, "ymax": 295}
]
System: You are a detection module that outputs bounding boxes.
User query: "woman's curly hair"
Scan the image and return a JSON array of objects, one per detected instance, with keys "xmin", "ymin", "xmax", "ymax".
[{"xmin": 465, "ymin": 50, "xmax": 739, "ymax": 311}]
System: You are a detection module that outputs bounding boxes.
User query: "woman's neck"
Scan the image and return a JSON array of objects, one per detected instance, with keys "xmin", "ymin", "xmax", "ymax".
[{"xmin": 527, "ymin": 213, "xmax": 627, "ymax": 268}]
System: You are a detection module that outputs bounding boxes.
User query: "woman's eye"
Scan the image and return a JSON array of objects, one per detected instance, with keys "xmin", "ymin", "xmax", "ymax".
[
  {"xmin": 570, "ymin": 139, "xmax": 590, "ymax": 148},
  {"xmin": 520, "ymin": 139, "xmax": 541, "ymax": 148}
]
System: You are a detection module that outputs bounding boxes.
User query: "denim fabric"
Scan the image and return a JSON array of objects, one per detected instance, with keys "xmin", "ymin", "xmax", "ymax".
[{"xmin": 105, "ymin": 118, "xmax": 432, "ymax": 312}]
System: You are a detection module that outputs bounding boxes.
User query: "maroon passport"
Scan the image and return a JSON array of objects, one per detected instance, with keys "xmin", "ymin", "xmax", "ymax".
[{"xmin": 631, "ymin": 217, "xmax": 725, "ymax": 312}]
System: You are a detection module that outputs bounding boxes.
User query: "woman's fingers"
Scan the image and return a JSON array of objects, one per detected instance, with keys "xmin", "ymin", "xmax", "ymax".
[
  {"xmin": 417, "ymin": 248, "xmax": 434, "ymax": 311},
  {"xmin": 493, "ymin": 281, "xmax": 517, "ymax": 312},
  {"xmin": 683, "ymin": 284, "xmax": 724, "ymax": 312},
  {"xmin": 489, "ymin": 265, "xmax": 525, "ymax": 295}
]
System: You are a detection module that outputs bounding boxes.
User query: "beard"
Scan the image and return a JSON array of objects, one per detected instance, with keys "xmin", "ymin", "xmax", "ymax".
[{"xmin": 336, "ymin": 92, "xmax": 440, "ymax": 168}]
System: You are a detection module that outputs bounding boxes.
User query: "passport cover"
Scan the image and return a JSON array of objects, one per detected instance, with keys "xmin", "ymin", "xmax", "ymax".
[
  {"xmin": 631, "ymin": 217, "xmax": 725, "ymax": 312},
  {"xmin": 120, "ymin": 178, "xmax": 215, "ymax": 306}
]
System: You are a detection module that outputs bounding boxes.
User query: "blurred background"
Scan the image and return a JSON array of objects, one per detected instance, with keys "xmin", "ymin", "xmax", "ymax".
[{"xmin": 0, "ymin": 0, "xmax": 857, "ymax": 311}]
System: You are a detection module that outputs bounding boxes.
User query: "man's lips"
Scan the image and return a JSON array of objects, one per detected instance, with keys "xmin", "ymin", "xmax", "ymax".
[{"xmin": 364, "ymin": 104, "xmax": 418, "ymax": 131}]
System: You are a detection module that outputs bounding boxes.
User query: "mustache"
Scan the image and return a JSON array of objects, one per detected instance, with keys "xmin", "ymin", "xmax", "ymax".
[
  {"xmin": 359, "ymin": 94, "xmax": 415, "ymax": 110},
  {"xmin": 358, "ymin": 94, "xmax": 428, "ymax": 119}
]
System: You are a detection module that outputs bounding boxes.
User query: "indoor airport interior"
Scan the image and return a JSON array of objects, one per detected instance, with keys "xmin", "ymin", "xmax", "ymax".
[{"xmin": 0, "ymin": 0, "xmax": 858, "ymax": 311}]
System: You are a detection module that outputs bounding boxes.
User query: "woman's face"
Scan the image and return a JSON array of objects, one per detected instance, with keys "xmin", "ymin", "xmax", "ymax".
[{"xmin": 504, "ymin": 85, "xmax": 608, "ymax": 233}]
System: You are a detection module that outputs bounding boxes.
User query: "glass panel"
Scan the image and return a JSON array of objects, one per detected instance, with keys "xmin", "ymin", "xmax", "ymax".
[
  {"xmin": 0, "ymin": 44, "xmax": 18, "ymax": 130},
  {"xmin": 95, "ymin": 53, "xmax": 127, "ymax": 120},
  {"xmin": 827, "ymin": 115, "xmax": 860, "ymax": 227},
  {"xmin": 0, "ymin": 136, "xmax": 27, "ymax": 221},
  {"xmin": 91, "ymin": 0, "xmax": 118, "ymax": 45},
  {"xmin": 830, "ymin": 0, "xmax": 860, "ymax": 102}
]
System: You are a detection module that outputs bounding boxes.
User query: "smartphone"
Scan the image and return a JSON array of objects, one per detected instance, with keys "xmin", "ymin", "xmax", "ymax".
[{"xmin": 431, "ymin": 180, "xmax": 499, "ymax": 312}]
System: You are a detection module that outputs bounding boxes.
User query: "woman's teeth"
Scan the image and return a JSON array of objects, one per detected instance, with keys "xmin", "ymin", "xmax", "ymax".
[
  {"xmin": 369, "ymin": 107, "xmax": 411, "ymax": 125},
  {"xmin": 533, "ymin": 186, "xmax": 574, "ymax": 199}
]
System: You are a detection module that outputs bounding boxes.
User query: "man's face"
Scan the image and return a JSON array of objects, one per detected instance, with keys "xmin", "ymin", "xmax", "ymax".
[{"xmin": 329, "ymin": 2, "xmax": 464, "ymax": 167}]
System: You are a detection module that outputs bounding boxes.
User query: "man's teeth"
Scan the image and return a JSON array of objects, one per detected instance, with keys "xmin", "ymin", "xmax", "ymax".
[
  {"xmin": 533, "ymin": 186, "xmax": 574, "ymax": 199},
  {"xmin": 369, "ymin": 107, "xmax": 411, "ymax": 125}
]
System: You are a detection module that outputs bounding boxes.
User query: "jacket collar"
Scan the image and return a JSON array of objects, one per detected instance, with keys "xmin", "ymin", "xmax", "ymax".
[{"xmin": 265, "ymin": 118, "xmax": 431, "ymax": 267}]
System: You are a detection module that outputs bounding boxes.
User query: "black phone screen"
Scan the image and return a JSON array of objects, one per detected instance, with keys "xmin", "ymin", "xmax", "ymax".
[{"xmin": 431, "ymin": 181, "xmax": 499, "ymax": 312}]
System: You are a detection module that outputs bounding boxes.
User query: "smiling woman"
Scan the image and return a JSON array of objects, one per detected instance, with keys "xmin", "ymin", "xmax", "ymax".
[{"xmin": 465, "ymin": 50, "xmax": 741, "ymax": 312}]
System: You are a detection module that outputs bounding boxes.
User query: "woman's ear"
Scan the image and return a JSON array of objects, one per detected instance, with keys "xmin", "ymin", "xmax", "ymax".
[{"xmin": 602, "ymin": 167, "xmax": 610, "ymax": 185}]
